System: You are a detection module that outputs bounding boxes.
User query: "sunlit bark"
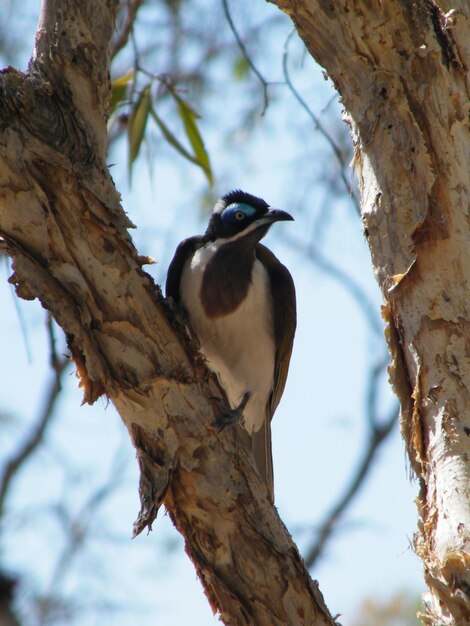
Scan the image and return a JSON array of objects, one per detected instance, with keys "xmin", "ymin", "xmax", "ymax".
[
  {"xmin": 0, "ymin": 1, "xmax": 336, "ymax": 624},
  {"xmin": 271, "ymin": 1, "xmax": 470, "ymax": 623}
]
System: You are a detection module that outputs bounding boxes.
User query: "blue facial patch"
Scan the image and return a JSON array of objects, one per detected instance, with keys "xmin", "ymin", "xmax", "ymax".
[{"xmin": 221, "ymin": 202, "xmax": 257, "ymax": 225}]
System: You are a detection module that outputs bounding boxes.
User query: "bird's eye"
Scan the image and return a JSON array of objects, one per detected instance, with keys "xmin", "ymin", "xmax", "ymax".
[{"xmin": 235, "ymin": 211, "xmax": 245, "ymax": 220}]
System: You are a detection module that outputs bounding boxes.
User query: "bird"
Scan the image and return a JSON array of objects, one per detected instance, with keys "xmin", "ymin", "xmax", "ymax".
[{"xmin": 166, "ymin": 190, "xmax": 296, "ymax": 502}]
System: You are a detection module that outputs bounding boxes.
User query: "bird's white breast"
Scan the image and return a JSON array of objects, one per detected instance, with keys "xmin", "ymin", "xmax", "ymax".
[{"xmin": 180, "ymin": 241, "xmax": 275, "ymax": 433}]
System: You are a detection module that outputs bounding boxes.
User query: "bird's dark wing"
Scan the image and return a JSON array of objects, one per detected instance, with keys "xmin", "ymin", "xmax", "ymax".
[
  {"xmin": 249, "ymin": 244, "xmax": 296, "ymax": 503},
  {"xmin": 165, "ymin": 236, "xmax": 205, "ymax": 302},
  {"xmin": 256, "ymin": 243, "xmax": 297, "ymax": 420}
]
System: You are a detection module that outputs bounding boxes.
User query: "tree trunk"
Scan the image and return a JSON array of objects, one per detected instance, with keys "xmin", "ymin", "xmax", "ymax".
[
  {"xmin": 271, "ymin": 1, "xmax": 470, "ymax": 624},
  {"xmin": 0, "ymin": 1, "xmax": 336, "ymax": 624}
]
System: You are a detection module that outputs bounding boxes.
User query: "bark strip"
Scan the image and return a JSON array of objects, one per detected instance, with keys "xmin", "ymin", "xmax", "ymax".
[
  {"xmin": 0, "ymin": 1, "xmax": 337, "ymax": 623},
  {"xmin": 270, "ymin": 1, "xmax": 470, "ymax": 623}
]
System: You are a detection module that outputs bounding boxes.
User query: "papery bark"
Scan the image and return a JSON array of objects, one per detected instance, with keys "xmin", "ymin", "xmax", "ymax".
[
  {"xmin": 270, "ymin": 1, "xmax": 470, "ymax": 623},
  {"xmin": 0, "ymin": 1, "xmax": 337, "ymax": 624}
]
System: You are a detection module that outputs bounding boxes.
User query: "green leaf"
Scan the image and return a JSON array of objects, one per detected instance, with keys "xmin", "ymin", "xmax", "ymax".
[
  {"xmin": 233, "ymin": 56, "xmax": 250, "ymax": 81},
  {"xmin": 171, "ymin": 93, "xmax": 213, "ymax": 186},
  {"xmin": 149, "ymin": 106, "xmax": 198, "ymax": 165},
  {"xmin": 110, "ymin": 71, "xmax": 134, "ymax": 113},
  {"xmin": 128, "ymin": 85, "xmax": 151, "ymax": 180}
]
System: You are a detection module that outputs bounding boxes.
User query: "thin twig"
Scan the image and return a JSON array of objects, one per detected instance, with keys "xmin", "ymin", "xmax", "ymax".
[
  {"xmin": 286, "ymin": 220, "xmax": 396, "ymax": 566},
  {"xmin": 284, "ymin": 231, "xmax": 383, "ymax": 337},
  {"xmin": 221, "ymin": 0, "xmax": 269, "ymax": 114},
  {"xmin": 282, "ymin": 29, "xmax": 360, "ymax": 214},
  {"xmin": 38, "ymin": 449, "xmax": 129, "ymax": 624},
  {"xmin": 110, "ymin": 0, "xmax": 144, "ymax": 60},
  {"xmin": 304, "ymin": 400, "xmax": 398, "ymax": 569},
  {"xmin": 365, "ymin": 354, "xmax": 391, "ymax": 428},
  {"xmin": 0, "ymin": 328, "xmax": 70, "ymax": 518},
  {"xmin": 290, "ymin": 224, "xmax": 399, "ymax": 569},
  {"xmin": 47, "ymin": 315, "xmax": 63, "ymax": 388},
  {"xmin": 5, "ymin": 254, "xmax": 33, "ymax": 363}
]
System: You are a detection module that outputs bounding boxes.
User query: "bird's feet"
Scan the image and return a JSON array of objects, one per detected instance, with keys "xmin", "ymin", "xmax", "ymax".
[
  {"xmin": 163, "ymin": 297, "xmax": 190, "ymax": 326},
  {"xmin": 212, "ymin": 392, "xmax": 250, "ymax": 430}
]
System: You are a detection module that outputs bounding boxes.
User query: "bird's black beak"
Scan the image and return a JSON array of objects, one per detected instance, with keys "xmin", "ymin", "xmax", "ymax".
[{"xmin": 264, "ymin": 208, "xmax": 294, "ymax": 223}]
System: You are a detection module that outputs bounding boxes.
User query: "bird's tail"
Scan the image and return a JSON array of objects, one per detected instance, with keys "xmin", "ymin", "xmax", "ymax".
[
  {"xmin": 251, "ymin": 420, "xmax": 274, "ymax": 504},
  {"xmin": 235, "ymin": 421, "xmax": 274, "ymax": 503}
]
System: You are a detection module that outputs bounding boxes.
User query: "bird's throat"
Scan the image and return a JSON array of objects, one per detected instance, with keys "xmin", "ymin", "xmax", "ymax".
[{"xmin": 200, "ymin": 237, "xmax": 258, "ymax": 318}]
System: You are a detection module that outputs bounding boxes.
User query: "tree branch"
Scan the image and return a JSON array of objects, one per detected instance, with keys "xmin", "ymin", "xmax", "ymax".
[
  {"xmin": 222, "ymin": 0, "xmax": 270, "ymax": 114},
  {"xmin": 110, "ymin": 0, "xmax": 144, "ymax": 60},
  {"xmin": 287, "ymin": 196, "xmax": 396, "ymax": 567},
  {"xmin": 0, "ymin": 344, "xmax": 69, "ymax": 519},
  {"xmin": 282, "ymin": 29, "xmax": 360, "ymax": 214},
  {"xmin": 304, "ymin": 412, "xmax": 395, "ymax": 569},
  {"xmin": 272, "ymin": 1, "xmax": 470, "ymax": 622},
  {"xmin": 284, "ymin": 232, "xmax": 382, "ymax": 337},
  {"xmin": 305, "ymin": 398, "xmax": 398, "ymax": 569},
  {"xmin": 0, "ymin": 1, "xmax": 338, "ymax": 623}
]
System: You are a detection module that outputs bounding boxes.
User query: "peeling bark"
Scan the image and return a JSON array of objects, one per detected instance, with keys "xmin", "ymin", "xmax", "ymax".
[
  {"xmin": 271, "ymin": 1, "xmax": 470, "ymax": 623},
  {"xmin": 0, "ymin": 1, "xmax": 337, "ymax": 624}
]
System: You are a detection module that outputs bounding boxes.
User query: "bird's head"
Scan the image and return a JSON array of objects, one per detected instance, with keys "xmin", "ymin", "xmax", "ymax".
[{"xmin": 205, "ymin": 190, "xmax": 293, "ymax": 243}]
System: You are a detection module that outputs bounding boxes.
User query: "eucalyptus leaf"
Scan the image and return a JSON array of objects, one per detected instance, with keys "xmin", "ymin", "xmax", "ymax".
[
  {"xmin": 149, "ymin": 106, "xmax": 198, "ymax": 165},
  {"xmin": 168, "ymin": 91, "xmax": 213, "ymax": 186},
  {"xmin": 110, "ymin": 71, "xmax": 134, "ymax": 113},
  {"xmin": 128, "ymin": 85, "xmax": 151, "ymax": 180}
]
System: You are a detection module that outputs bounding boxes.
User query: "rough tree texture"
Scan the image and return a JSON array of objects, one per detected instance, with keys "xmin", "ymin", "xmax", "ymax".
[
  {"xmin": 0, "ymin": 1, "xmax": 336, "ymax": 625},
  {"xmin": 270, "ymin": 1, "xmax": 470, "ymax": 624}
]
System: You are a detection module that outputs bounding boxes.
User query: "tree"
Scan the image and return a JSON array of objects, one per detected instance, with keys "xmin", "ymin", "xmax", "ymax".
[
  {"xmin": 1, "ymin": 2, "xmax": 334, "ymax": 624},
  {"xmin": 269, "ymin": 2, "xmax": 470, "ymax": 624},
  {"xmin": 0, "ymin": 1, "xmax": 467, "ymax": 625}
]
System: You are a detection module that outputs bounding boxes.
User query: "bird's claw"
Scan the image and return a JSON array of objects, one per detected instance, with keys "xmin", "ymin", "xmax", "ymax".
[
  {"xmin": 213, "ymin": 409, "xmax": 242, "ymax": 430},
  {"xmin": 211, "ymin": 392, "xmax": 250, "ymax": 431}
]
